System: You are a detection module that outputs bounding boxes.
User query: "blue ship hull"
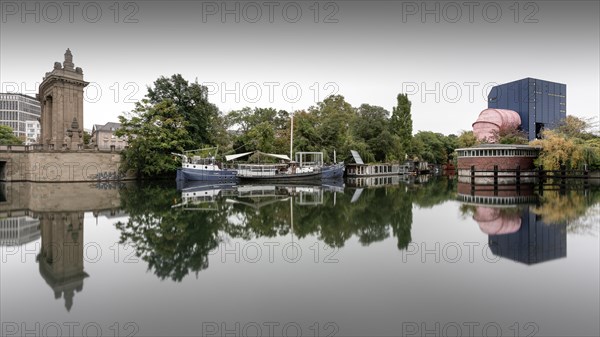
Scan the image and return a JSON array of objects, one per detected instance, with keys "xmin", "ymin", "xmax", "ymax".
[
  {"xmin": 322, "ymin": 163, "xmax": 345, "ymax": 180},
  {"xmin": 176, "ymin": 167, "xmax": 238, "ymax": 182}
]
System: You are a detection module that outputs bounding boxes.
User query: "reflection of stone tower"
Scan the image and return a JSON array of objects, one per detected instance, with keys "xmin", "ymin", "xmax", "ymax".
[
  {"xmin": 38, "ymin": 49, "xmax": 88, "ymax": 150},
  {"xmin": 37, "ymin": 212, "xmax": 89, "ymax": 311}
]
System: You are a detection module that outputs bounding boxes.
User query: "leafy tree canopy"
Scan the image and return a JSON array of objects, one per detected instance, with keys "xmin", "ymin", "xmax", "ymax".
[{"xmin": 0, "ymin": 125, "xmax": 23, "ymax": 145}]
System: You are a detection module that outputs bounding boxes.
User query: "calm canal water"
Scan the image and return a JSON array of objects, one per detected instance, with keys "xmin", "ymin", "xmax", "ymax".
[{"xmin": 1, "ymin": 177, "xmax": 598, "ymax": 337}]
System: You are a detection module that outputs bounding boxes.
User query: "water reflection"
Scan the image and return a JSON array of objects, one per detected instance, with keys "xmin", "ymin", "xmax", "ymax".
[
  {"xmin": 116, "ymin": 177, "xmax": 459, "ymax": 281},
  {"xmin": 0, "ymin": 182, "xmax": 123, "ymax": 311},
  {"xmin": 37, "ymin": 211, "xmax": 88, "ymax": 311},
  {"xmin": 457, "ymin": 184, "xmax": 599, "ymax": 265}
]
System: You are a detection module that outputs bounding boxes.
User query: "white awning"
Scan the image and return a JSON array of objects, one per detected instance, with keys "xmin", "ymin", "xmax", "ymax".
[
  {"xmin": 225, "ymin": 151, "xmax": 291, "ymax": 162},
  {"xmin": 225, "ymin": 151, "xmax": 254, "ymax": 161},
  {"xmin": 259, "ymin": 152, "xmax": 291, "ymax": 161}
]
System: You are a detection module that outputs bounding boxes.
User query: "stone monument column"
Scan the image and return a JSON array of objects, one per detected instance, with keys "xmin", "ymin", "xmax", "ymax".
[{"xmin": 38, "ymin": 49, "xmax": 89, "ymax": 150}]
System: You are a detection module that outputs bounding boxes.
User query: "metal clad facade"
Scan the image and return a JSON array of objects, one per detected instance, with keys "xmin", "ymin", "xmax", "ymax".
[{"xmin": 488, "ymin": 78, "xmax": 566, "ymax": 140}]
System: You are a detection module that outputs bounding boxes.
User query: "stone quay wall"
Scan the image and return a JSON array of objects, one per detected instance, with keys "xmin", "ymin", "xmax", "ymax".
[{"xmin": 0, "ymin": 150, "xmax": 135, "ymax": 182}]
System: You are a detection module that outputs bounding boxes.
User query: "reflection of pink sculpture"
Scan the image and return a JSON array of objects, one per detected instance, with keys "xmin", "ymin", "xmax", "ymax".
[
  {"xmin": 472, "ymin": 109, "xmax": 521, "ymax": 142},
  {"xmin": 474, "ymin": 207, "xmax": 521, "ymax": 235}
]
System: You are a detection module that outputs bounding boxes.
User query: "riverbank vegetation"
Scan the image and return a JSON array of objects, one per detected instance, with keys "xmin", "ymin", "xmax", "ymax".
[{"xmin": 116, "ymin": 74, "xmax": 600, "ymax": 177}]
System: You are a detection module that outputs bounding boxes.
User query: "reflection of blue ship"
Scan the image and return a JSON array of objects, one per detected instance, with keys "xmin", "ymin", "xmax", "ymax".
[
  {"xmin": 173, "ymin": 181, "xmax": 237, "ymax": 210},
  {"xmin": 488, "ymin": 211, "xmax": 567, "ymax": 265},
  {"xmin": 175, "ymin": 180, "xmax": 345, "ymax": 210}
]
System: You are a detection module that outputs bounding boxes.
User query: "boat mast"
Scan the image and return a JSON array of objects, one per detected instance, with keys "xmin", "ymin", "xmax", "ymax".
[{"xmin": 290, "ymin": 111, "xmax": 294, "ymax": 161}]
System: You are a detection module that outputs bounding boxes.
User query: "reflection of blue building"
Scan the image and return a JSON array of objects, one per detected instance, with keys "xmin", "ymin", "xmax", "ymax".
[
  {"xmin": 488, "ymin": 78, "xmax": 566, "ymax": 140},
  {"xmin": 488, "ymin": 209, "xmax": 567, "ymax": 265}
]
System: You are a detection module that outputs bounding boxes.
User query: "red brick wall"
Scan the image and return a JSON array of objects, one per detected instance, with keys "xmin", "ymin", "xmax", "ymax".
[
  {"xmin": 457, "ymin": 156, "xmax": 536, "ymax": 170},
  {"xmin": 457, "ymin": 183, "xmax": 535, "ymax": 196}
]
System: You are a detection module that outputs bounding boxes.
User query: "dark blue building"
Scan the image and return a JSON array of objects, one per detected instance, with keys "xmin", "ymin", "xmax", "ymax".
[{"xmin": 488, "ymin": 78, "xmax": 566, "ymax": 140}]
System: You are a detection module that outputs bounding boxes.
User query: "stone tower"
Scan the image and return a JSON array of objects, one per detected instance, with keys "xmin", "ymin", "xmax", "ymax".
[{"xmin": 38, "ymin": 49, "xmax": 88, "ymax": 150}]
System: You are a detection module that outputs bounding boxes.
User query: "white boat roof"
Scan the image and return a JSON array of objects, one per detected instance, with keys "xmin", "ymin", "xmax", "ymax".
[
  {"xmin": 262, "ymin": 152, "xmax": 291, "ymax": 161},
  {"xmin": 225, "ymin": 151, "xmax": 291, "ymax": 162},
  {"xmin": 225, "ymin": 151, "xmax": 254, "ymax": 161}
]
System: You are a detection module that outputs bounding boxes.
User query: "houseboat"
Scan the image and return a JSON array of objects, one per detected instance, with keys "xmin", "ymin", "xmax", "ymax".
[
  {"xmin": 174, "ymin": 148, "xmax": 238, "ymax": 182},
  {"xmin": 345, "ymin": 150, "xmax": 408, "ymax": 177}
]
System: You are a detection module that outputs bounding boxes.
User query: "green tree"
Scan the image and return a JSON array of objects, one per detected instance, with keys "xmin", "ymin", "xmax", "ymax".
[
  {"xmin": 411, "ymin": 131, "xmax": 448, "ymax": 164},
  {"xmin": 531, "ymin": 115, "xmax": 600, "ymax": 170},
  {"xmin": 456, "ymin": 130, "xmax": 478, "ymax": 148},
  {"xmin": 308, "ymin": 95, "xmax": 356, "ymax": 161},
  {"xmin": 352, "ymin": 104, "xmax": 398, "ymax": 162},
  {"xmin": 0, "ymin": 125, "xmax": 23, "ymax": 145},
  {"xmin": 556, "ymin": 115, "xmax": 598, "ymax": 140},
  {"xmin": 146, "ymin": 74, "xmax": 222, "ymax": 147},
  {"xmin": 83, "ymin": 130, "xmax": 91, "ymax": 145},
  {"xmin": 531, "ymin": 130, "xmax": 584, "ymax": 170},
  {"xmin": 227, "ymin": 107, "xmax": 290, "ymax": 154},
  {"xmin": 390, "ymin": 93, "xmax": 412, "ymax": 160},
  {"xmin": 117, "ymin": 99, "xmax": 194, "ymax": 177}
]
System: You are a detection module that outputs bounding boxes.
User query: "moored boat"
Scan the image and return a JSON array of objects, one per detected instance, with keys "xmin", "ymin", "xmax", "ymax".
[
  {"xmin": 234, "ymin": 151, "xmax": 323, "ymax": 183},
  {"xmin": 322, "ymin": 162, "xmax": 345, "ymax": 180},
  {"xmin": 174, "ymin": 148, "xmax": 238, "ymax": 182}
]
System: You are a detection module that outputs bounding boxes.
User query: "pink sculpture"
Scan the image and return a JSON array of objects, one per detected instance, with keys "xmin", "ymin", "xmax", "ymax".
[{"xmin": 472, "ymin": 109, "xmax": 521, "ymax": 142}]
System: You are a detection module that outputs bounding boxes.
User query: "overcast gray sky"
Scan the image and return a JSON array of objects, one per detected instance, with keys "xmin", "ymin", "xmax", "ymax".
[{"xmin": 1, "ymin": 0, "xmax": 598, "ymax": 134}]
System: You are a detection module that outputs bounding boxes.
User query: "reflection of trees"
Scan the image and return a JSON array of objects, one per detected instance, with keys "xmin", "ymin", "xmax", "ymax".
[
  {"xmin": 412, "ymin": 177, "xmax": 456, "ymax": 208},
  {"xmin": 117, "ymin": 179, "xmax": 459, "ymax": 281},
  {"xmin": 293, "ymin": 188, "xmax": 406, "ymax": 248},
  {"xmin": 533, "ymin": 189, "xmax": 600, "ymax": 234},
  {"xmin": 116, "ymin": 183, "xmax": 228, "ymax": 282}
]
